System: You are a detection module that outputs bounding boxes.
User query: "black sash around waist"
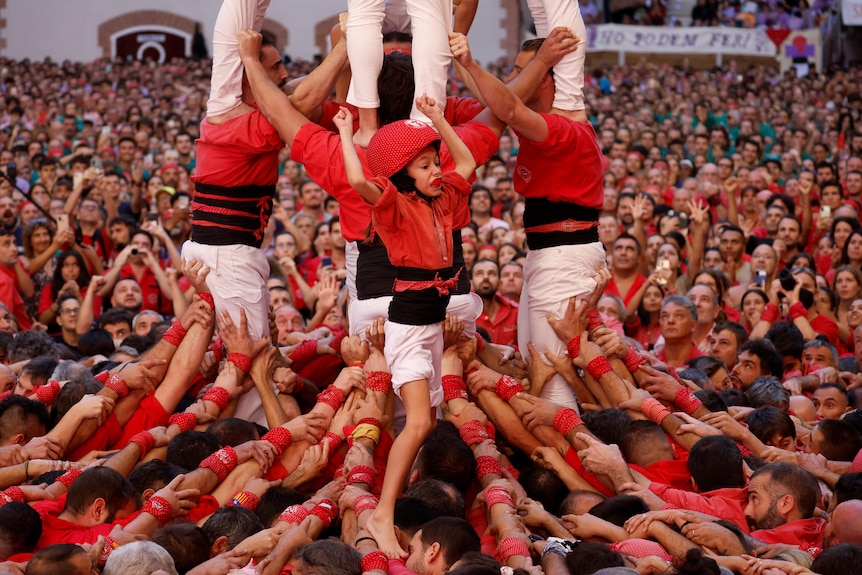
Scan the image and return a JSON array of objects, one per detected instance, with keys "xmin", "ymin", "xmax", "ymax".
[
  {"xmin": 191, "ymin": 181, "xmax": 275, "ymax": 248},
  {"xmin": 524, "ymin": 197, "xmax": 599, "ymax": 250}
]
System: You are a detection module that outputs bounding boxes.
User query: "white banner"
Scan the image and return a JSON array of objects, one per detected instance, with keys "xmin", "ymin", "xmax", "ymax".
[
  {"xmin": 587, "ymin": 24, "xmax": 777, "ymax": 56},
  {"xmin": 843, "ymin": 0, "xmax": 862, "ymax": 25}
]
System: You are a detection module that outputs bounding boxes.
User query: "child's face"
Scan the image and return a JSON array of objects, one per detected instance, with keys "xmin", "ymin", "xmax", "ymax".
[{"xmin": 406, "ymin": 147, "xmax": 442, "ymax": 197}]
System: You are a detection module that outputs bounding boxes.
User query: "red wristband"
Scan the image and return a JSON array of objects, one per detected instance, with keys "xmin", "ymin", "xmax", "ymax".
[
  {"xmin": 94, "ymin": 370, "xmax": 110, "ymax": 384},
  {"xmin": 587, "ymin": 309, "xmax": 604, "ymax": 330},
  {"xmin": 169, "ymin": 412, "xmax": 198, "ymax": 432},
  {"xmin": 484, "ymin": 485, "xmax": 514, "ymax": 508},
  {"xmin": 162, "ymin": 319, "xmax": 186, "ymax": 347},
  {"xmin": 105, "ymin": 374, "xmax": 130, "ymax": 398},
  {"xmin": 129, "ymin": 431, "xmax": 155, "ymax": 456},
  {"xmin": 347, "ymin": 464, "xmax": 376, "ymax": 485},
  {"xmin": 504, "ymin": 464, "xmax": 520, "ymax": 480},
  {"xmin": 362, "ymin": 551, "xmax": 389, "ymax": 573},
  {"xmin": 357, "ymin": 417, "xmax": 382, "ymax": 429},
  {"xmin": 198, "ymin": 292, "xmax": 214, "ymax": 308},
  {"xmin": 366, "ymin": 371, "xmax": 393, "ymax": 393},
  {"xmin": 98, "ymin": 535, "xmax": 121, "ymax": 568},
  {"xmin": 230, "ymin": 491, "xmax": 260, "ymax": 511},
  {"xmin": 228, "ymin": 352, "xmax": 252, "ymax": 373},
  {"xmin": 142, "ymin": 495, "xmax": 173, "ymax": 527},
  {"xmin": 354, "ymin": 494, "xmax": 379, "ymax": 516},
  {"xmin": 623, "ymin": 347, "xmax": 645, "ymax": 374},
  {"xmin": 499, "ymin": 537, "xmax": 530, "ymax": 562},
  {"xmin": 674, "ymin": 386, "xmax": 703, "ymax": 415},
  {"xmin": 761, "ymin": 302, "xmax": 781, "ymax": 324},
  {"xmin": 262, "ymin": 427, "xmax": 292, "ymax": 454},
  {"xmin": 442, "ymin": 374, "xmax": 468, "ymax": 401},
  {"xmin": 321, "ymin": 431, "xmax": 343, "ymax": 450},
  {"xmin": 553, "ymin": 407, "xmax": 583, "ymax": 436},
  {"xmin": 200, "ymin": 446, "xmax": 238, "ymax": 482},
  {"xmin": 56, "ymin": 469, "xmax": 82, "ymax": 489},
  {"xmin": 789, "ymin": 301, "xmax": 807, "ymax": 321},
  {"xmin": 0, "ymin": 486, "xmax": 24, "ymax": 506},
  {"xmin": 202, "ymin": 386, "xmax": 230, "ymax": 411},
  {"xmin": 310, "ymin": 499, "xmax": 338, "ymax": 529},
  {"xmin": 566, "ymin": 335, "xmax": 581, "ymax": 358},
  {"xmin": 496, "ymin": 375, "xmax": 525, "ymax": 402},
  {"xmin": 642, "ymin": 398, "xmax": 671, "ymax": 424},
  {"xmin": 279, "ymin": 504, "xmax": 310, "ymax": 524},
  {"xmin": 459, "ymin": 419, "xmax": 490, "ymax": 446},
  {"xmin": 476, "ymin": 455, "xmax": 502, "ymax": 479},
  {"xmin": 33, "ymin": 380, "xmax": 61, "ymax": 404},
  {"xmin": 316, "ymin": 386, "xmax": 345, "ymax": 411},
  {"xmin": 586, "ymin": 356, "xmax": 613, "ymax": 379}
]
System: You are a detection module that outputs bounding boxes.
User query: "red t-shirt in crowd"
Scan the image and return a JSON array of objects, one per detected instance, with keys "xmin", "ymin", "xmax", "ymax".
[
  {"xmin": 606, "ymin": 273, "xmax": 647, "ymax": 307},
  {"xmin": 476, "ymin": 293, "xmax": 519, "ymax": 348},
  {"xmin": 0, "ymin": 264, "xmax": 32, "ymax": 330}
]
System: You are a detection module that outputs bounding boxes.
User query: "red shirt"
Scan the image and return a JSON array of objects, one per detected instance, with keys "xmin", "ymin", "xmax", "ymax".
[
  {"xmin": 606, "ymin": 273, "xmax": 647, "ymax": 307},
  {"xmin": 657, "ymin": 343, "xmax": 705, "ymax": 368},
  {"xmin": 810, "ymin": 313, "xmax": 840, "ymax": 348},
  {"xmin": 513, "ymin": 114, "xmax": 603, "ymax": 209},
  {"xmin": 38, "ymin": 284, "xmax": 101, "ymax": 318},
  {"xmin": 751, "ymin": 518, "xmax": 827, "ymax": 557},
  {"xmin": 0, "ymin": 264, "xmax": 31, "ymax": 330},
  {"xmin": 650, "ymin": 483, "xmax": 750, "ymax": 532},
  {"xmin": 110, "ymin": 395, "xmax": 169, "ymax": 450},
  {"xmin": 194, "ymin": 110, "xmax": 283, "ymax": 187},
  {"xmin": 370, "ymin": 172, "xmax": 471, "ymax": 270},
  {"xmin": 34, "ymin": 495, "xmax": 139, "ymax": 549},
  {"xmin": 476, "ymin": 293, "xmax": 519, "ymax": 348}
]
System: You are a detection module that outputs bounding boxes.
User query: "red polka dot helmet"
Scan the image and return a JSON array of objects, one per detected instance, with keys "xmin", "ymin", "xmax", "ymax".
[{"xmin": 366, "ymin": 120, "xmax": 441, "ymax": 179}]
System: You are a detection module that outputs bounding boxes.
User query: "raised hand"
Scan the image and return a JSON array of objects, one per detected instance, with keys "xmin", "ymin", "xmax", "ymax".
[
  {"xmin": 236, "ymin": 29, "xmax": 263, "ymax": 64},
  {"xmin": 449, "ymin": 32, "xmax": 474, "ymax": 67}
]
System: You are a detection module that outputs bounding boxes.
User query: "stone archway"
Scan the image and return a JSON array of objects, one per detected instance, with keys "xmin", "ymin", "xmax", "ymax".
[
  {"xmin": 262, "ymin": 18, "xmax": 288, "ymax": 54},
  {"xmin": 98, "ymin": 10, "xmax": 198, "ymax": 61},
  {"xmin": 314, "ymin": 14, "xmax": 340, "ymax": 58}
]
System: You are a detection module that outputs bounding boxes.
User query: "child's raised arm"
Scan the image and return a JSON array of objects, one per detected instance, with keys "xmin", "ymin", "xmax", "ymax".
[
  {"xmin": 416, "ymin": 95, "xmax": 476, "ymax": 182},
  {"xmin": 333, "ymin": 106, "xmax": 383, "ymax": 204}
]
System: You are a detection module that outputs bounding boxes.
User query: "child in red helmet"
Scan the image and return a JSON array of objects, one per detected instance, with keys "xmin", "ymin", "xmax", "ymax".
[{"xmin": 333, "ymin": 95, "xmax": 476, "ymax": 557}]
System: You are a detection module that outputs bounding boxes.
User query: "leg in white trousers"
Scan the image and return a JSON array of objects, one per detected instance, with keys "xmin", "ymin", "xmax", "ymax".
[{"xmin": 525, "ymin": 0, "xmax": 586, "ymax": 111}]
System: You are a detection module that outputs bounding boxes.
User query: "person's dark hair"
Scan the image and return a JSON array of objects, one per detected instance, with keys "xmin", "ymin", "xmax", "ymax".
[
  {"xmin": 0, "ymin": 394, "xmax": 49, "ymax": 443},
  {"xmin": 519, "ymin": 464, "xmax": 569, "ymax": 515},
  {"xmin": 745, "ymin": 406, "xmax": 796, "ymax": 445},
  {"xmin": 589, "ymin": 495, "xmax": 649, "ymax": 527},
  {"xmin": 201, "ymin": 506, "xmax": 264, "ymax": 551},
  {"xmin": 64, "ymin": 467, "xmax": 142, "ymax": 521},
  {"xmin": 688, "ymin": 435, "xmax": 745, "ymax": 492},
  {"xmin": 740, "ymin": 339, "xmax": 784, "ymax": 379},
  {"xmin": 713, "ymin": 320, "xmax": 749, "ymax": 349},
  {"xmin": 677, "ymin": 368, "xmax": 711, "ymax": 389},
  {"xmin": 127, "ymin": 460, "xmax": 184, "ymax": 495},
  {"xmin": 377, "ymin": 52, "xmax": 415, "ymax": 126},
  {"xmin": 77, "ymin": 329, "xmax": 115, "ymax": 357},
  {"xmin": 8, "ymin": 330, "xmax": 58, "ymax": 362},
  {"xmin": 118, "ymin": 334, "xmax": 153, "ymax": 355},
  {"xmin": 719, "ymin": 387, "xmax": 748, "ymax": 407},
  {"xmin": 564, "ymin": 542, "xmax": 625, "ymax": 575},
  {"xmin": 687, "ymin": 356, "xmax": 727, "ymax": 378},
  {"xmin": 765, "ymin": 193, "xmax": 794, "ymax": 215},
  {"xmin": 838, "ymin": 356, "xmax": 861, "ymax": 374},
  {"xmin": 581, "ymin": 408, "xmax": 633, "ymax": 446},
  {"xmin": 98, "ymin": 308, "xmax": 133, "ymax": 332},
  {"xmin": 746, "ymin": 377, "xmax": 791, "ymax": 411},
  {"xmin": 26, "ymin": 543, "xmax": 88, "ymax": 575},
  {"xmin": 765, "ymin": 322, "xmax": 805, "ymax": 363},
  {"xmin": 292, "ymin": 539, "xmax": 362, "ymax": 575},
  {"xmin": 614, "ymin": 232, "xmax": 642, "ymax": 254},
  {"xmin": 840, "ymin": 229, "xmax": 862, "ymax": 266},
  {"xmin": 413, "ymin": 422, "xmax": 476, "ymax": 492},
  {"xmin": 694, "ymin": 389, "xmax": 729, "ymax": 412},
  {"xmin": 0, "ymin": 502, "xmax": 41, "ymax": 555},
  {"xmin": 446, "ymin": 551, "xmax": 501, "ymax": 575},
  {"xmin": 256, "ymin": 485, "xmax": 306, "ymax": 528},
  {"xmin": 50, "ymin": 249, "xmax": 91, "ymax": 300},
  {"xmin": 406, "ymin": 479, "xmax": 465, "ymax": 519},
  {"xmin": 50, "ymin": 376, "xmax": 101, "ymax": 428},
  {"xmin": 752, "ymin": 462, "xmax": 819, "ymax": 519},
  {"xmin": 207, "ymin": 417, "xmax": 258, "ymax": 447},
  {"xmin": 394, "ymin": 497, "xmax": 437, "ymax": 538},
  {"xmin": 835, "ymin": 472, "xmax": 862, "ymax": 505},
  {"xmin": 820, "ymin": 178, "xmax": 844, "ymax": 197},
  {"xmin": 418, "ymin": 517, "xmax": 481, "ymax": 569},
  {"xmin": 676, "ymin": 548, "xmax": 720, "ymax": 575},
  {"xmin": 152, "ymin": 523, "xmax": 210, "ymax": 575},
  {"xmin": 166, "ymin": 431, "xmax": 221, "ymax": 471},
  {"xmin": 815, "ymin": 419, "xmax": 862, "ymax": 462},
  {"xmin": 810, "ymin": 543, "xmax": 862, "ymax": 575}
]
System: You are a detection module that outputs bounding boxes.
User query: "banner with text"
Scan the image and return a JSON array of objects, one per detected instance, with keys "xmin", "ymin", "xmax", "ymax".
[
  {"xmin": 587, "ymin": 25, "xmax": 777, "ymax": 56},
  {"xmin": 843, "ymin": 0, "xmax": 862, "ymax": 25}
]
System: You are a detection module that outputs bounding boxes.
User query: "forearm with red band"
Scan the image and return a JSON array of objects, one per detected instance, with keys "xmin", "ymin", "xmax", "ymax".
[
  {"xmin": 142, "ymin": 495, "xmax": 173, "ymax": 527},
  {"xmin": 105, "ymin": 374, "xmax": 130, "ymax": 398},
  {"xmin": 587, "ymin": 309, "xmax": 604, "ymax": 330},
  {"xmin": 203, "ymin": 386, "xmax": 230, "ymax": 411},
  {"xmin": 198, "ymin": 292, "xmax": 214, "ymax": 308},
  {"xmin": 674, "ymin": 386, "xmax": 703, "ymax": 415},
  {"xmin": 33, "ymin": 380, "xmax": 61, "ymax": 404},
  {"xmin": 442, "ymin": 375, "xmax": 468, "ymax": 401},
  {"xmin": 94, "ymin": 370, "xmax": 110, "ymax": 384},
  {"xmin": 0, "ymin": 486, "xmax": 24, "ymax": 506},
  {"xmin": 789, "ymin": 301, "xmax": 808, "ymax": 321},
  {"xmin": 475, "ymin": 333, "xmax": 486, "ymax": 352},
  {"xmin": 761, "ymin": 302, "xmax": 781, "ymax": 324},
  {"xmin": 499, "ymin": 537, "xmax": 531, "ymax": 562},
  {"xmin": 624, "ymin": 347, "xmax": 645, "ymax": 374},
  {"xmin": 459, "ymin": 419, "xmax": 490, "ymax": 446},
  {"xmin": 496, "ymin": 375, "xmax": 525, "ymax": 402},
  {"xmin": 504, "ymin": 465, "xmax": 520, "ymax": 480},
  {"xmin": 129, "ymin": 431, "xmax": 155, "ymax": 456},
  {"xmin": 56, "ymin": 469, "xmax": 82, "ymax": 488},
  {"xmin": 228, "ymin": 353, "xmax": 252, "ymax": 373},
  {"xmin": 316, "ymin": 386, "xmax": 345, "ymax": 411},
  {"xmin": 366, "ymin": 371, "xmax": 393, "ymax": 393},
  {"xmin": 162, "ymin": 319, "xmax": 187, "ymax": 347},
  {"xmin": 566, "ymin": 336, "xmax": 580, "ymax": 358},
  {"xmin": 310, "ymin": 499, "xmax": 338, "ymax": 529},
  {"xmin": 290, "ymin": 339, "xmax": 318, "ymax": 369},
  {"xmin": 586, "ymin": 356, "xmax": 613, "ymax": 379},
  {"xmin": 98, "ymin": 535, "xmax": 120, "ymax": 568},
  {"xmin": 321, "ymin": 432, "xmax": 343, "ymax": 450},
  {"xmin": 262, "ymin": 427, "xmax": 292, "ymax": 454},
  {"xmin": 362, "ymin": 551, "xmax": 389, "ymax": 573},
  {"xmin": 476, "ymin": 455, "xmax": 502, "ymax": 478},
  {"xmin": 642, "ymin": 398, "xmax": 671, "ymax": 424},
  {"xmin": 169, "ymin": 412, "xmax": 198, "ymax": 432},
  {"xmin": 230, "ymin": 491, "xmax": 260, "ymax": 511},
  {"xmin": 354, "ymin": 494, "xmax": 379, "ymax": 516},
  {"xmin": 347, "ymin": 465, "xmax": 376, "ymax": 485},
  {"xmin": 484, "ymin": 486, "xmax": 514, "ymax": 508},
  {"xmin": 553, "ymin": 408, "xmax": 583, "ymax": 436},
  {"xmin": 200, "ymin": 446, "xmax": 238, "ymax": 482},
  {"xmin": 279, "ymin": 504, "xmax": 310, "ymax": 524}
]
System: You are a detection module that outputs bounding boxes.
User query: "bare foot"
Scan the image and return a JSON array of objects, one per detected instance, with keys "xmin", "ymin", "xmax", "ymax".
[{"xmin": 367, "ymin": 508, "xmax": 406, "ymax": 558}]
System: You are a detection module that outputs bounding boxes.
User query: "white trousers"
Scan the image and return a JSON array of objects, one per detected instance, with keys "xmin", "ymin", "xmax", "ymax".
[{"xmin": 526, "ymin": 0, "xmax": 586, "ymax": 111}]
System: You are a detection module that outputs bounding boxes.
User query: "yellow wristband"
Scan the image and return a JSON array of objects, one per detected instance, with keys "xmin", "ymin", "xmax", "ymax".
[{"xmin": 351, "ymin": 423, "xmax": 381, "ymax": 445}]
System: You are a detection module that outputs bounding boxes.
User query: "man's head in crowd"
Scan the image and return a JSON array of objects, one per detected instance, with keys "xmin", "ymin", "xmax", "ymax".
[
  {"xmin": 274, "ymin": 305, "xmax": 305, "ymax": 345},
  {"xmin": 687, "ymin": 284, "xmax": 719, "ymax": 328},
  {"xmin": 611, "ymin": 233, "xmax": 640, "ymax": 273},
  {"xmin": 0, "ymin": 229, "xmax": 18, "ymax": 268},
  {"xmin": 291, "ymin": 539, "xmax": 361, "ymax": 575},
  {"xmin": 732, "ymin": 338, "xmax": 783, "ymax": 389},
  {"xmin": 745, "ymin": 406, "xmax": 797, "ymax": 450},
  {"xmin": 133, "ymin": 310, "xmax": 163, "ymax": 337},
  {"xmin": 0, "ymin": 394, "xmax": 49, "ymax": 447},
  {"xmin": 62, "ymin": 467, "xmax": 142, "ymax": 526},
  {"xmin": 745, "ymin": 462, "xmax": 819, "ymax": 531},
  {"xmin": 805, "ymin": 418, "xmax": 862, "ymax": 462},
  {"xmin": 777, "ymin": 215, "xmax": 802, "ymax": 252},
  {"xmin": 98, "ymin": 308, "xmax": 133, "ymax": 346},
  {"xmin": 659, "ymin": 294, "xmax": 697, "ymax": 345},
  {"xmin": 110, "ymin": 278, "xmax": 144, "ymax": 314},
  {"xmin": 804, "ymin": 339, "xmax": 839, "ymax": 370},
  {"xmin": 688, "ymin": 435, "xmax": 745, "ymax": 493},
  {"xmin": 812, "ymin": 384, "xmax": 853, "ymax": 420},
  {"xmin": 26, "ymin": 543, "xmax": 93, "ymax": 575},
  {"xmin": 718, "ymin": 225, "xmax": 745, "ymax": 264},
  {"xmin": 405, "ymin": 517, "xmax": 481, "ymax": 575},
  {"xmin": 298, "ymin": 179, "xmax": 324, "ymax": 212},
  {"xmin": 470, "ymin": 259, "xmax": 500, "ymax": 301},
  {"xmin": 14, "ymin": 355, "xmax": 58, "ymax": 395},
  {"xmin": 498, "ymin": 261, "xmax": 523, "ymax": 301}
]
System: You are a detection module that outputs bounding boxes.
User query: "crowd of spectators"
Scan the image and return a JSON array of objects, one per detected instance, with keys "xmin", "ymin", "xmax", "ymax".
[{"xmin": 0, "ymin": 23, "xmax": 860, "ymax": 575}]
